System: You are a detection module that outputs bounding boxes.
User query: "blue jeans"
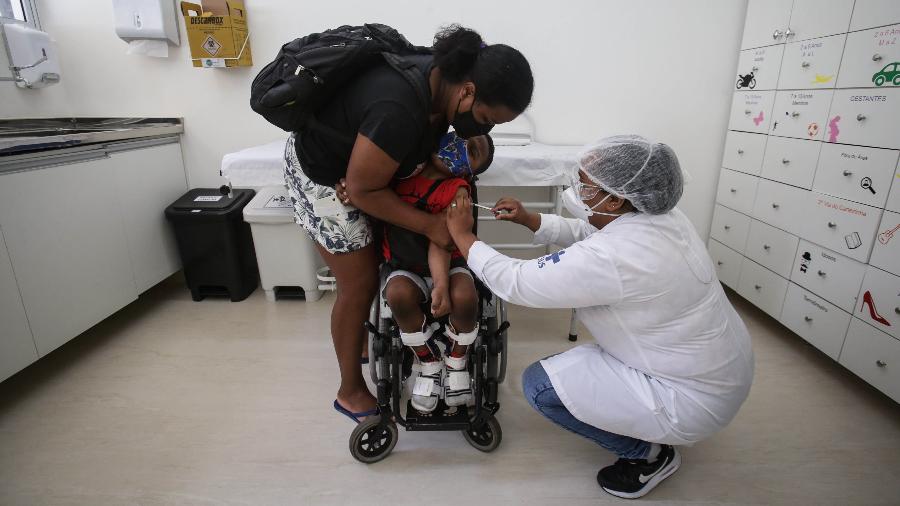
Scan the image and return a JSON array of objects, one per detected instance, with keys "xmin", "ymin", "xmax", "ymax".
[{"xmin": 522, "ymin": 360, "xmax": 651, "ymax": 460}]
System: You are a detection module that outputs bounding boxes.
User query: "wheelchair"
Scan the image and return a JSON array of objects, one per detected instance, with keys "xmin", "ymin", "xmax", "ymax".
[{"xmin": 348, "ymin": 266, "xmax": 510, "ymax": 464}]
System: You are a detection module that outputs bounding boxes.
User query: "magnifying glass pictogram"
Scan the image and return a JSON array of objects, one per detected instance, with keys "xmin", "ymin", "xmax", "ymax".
[{"xmin": 861, "ymin": 177, "xmax": 876, "ymax": 195}]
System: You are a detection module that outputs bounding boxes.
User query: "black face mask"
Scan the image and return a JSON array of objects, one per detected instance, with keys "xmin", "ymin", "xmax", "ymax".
[{"xmin": 452, "ymin": 96, "xmax": 494, "ymax": 138}]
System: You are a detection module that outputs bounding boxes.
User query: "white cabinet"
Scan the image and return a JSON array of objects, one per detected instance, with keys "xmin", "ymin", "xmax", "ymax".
[
  {"xmin": 710, "ymin": 204, "xmax": 752, "ymax": 253},
  {"xmin": 752, "ymin": 178, "xmax": 809, "ymax": 235},
  {"xmin": 870, "ymin": 210, "xmax": 900, "ymax": 276},
  {"xmin": 722, "ymin": 131, "xmax": 768, "ymax": 175},
  {"xmin": 836, "ymin": 26, "xmax": 900, "ymax": 89},
  {"xmin": 716, "ymin": 168, "xmax": 759, "ymax": 215},
  {"xmin": 708, "ymin": 239, "xmax": 743, "ymax": 289},
  {"xmin": 760, "ymin": 136, "xmax": 821, "ymax": 188},
  {"xmin": 110, "ymin": 143, "xmax": 187, "ymax": 293},
  {"xmin": 790, "ymin": 239, "xmax": 867, "ymax": 313},
  {"xmin": 744, "ymin": 219, "xmax": 800, "ymax": 278},
  {"xmin": 778, "ymin": 34, "xmax": 846, "ymax": 90},
  {"xmin": 0, "ymin": 227, "xmax": 37, "ymax": 382},
  {"xmin": 786, "ymin": 0, "xmax": 854, "ymax": 42},
  {"xmin": 849, "ymin": 0, "xmax": 900, "ymax": 32},
  {"xmin": 886, "ymin": 161, "xmax": 900, "ymax": 213},
  {"xmin": 735, "ymin": 45, "xmax": 785, "ymax": 91},
  {"xmin": 737, "ymin": 259, "xmax": 790, "ymax": 318},
  {"xmin": 780, "ymin": 282, "xmax": 851, "ymax": 360},
  {"xmin": 855, "ymin": 266, "xmax": 900, "ymax": 339},
  {"xmin": 741, "ymin": 0, "xmax": 794, "ymax": 50},
  {"xmin": 840, "ymin": 318, "xmax": 900, "ymax": 402},
  {"xmin": 769, "ymin": 89, "xmax": 834, "ymax": 140},
  {"xmin": 729, "ymin": 91, "xmax": 776, "ymax": 133},
  {"xmin": 825, "ymin": 89, "xmax": 900, "ymax": 150},
  {"xmin": 0, "ymin": 157, "xmax": 139, "ymax": 356},
  {"xmin": 812, "ymin": 144, "xmax": 899, "ymax": 208},
  {"xmin": 803, "ymin": 193, "xmax": 883, "ymax": 262}
]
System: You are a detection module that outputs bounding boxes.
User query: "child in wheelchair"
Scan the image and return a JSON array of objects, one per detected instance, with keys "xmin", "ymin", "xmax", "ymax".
[{"xmin": 380, "ymin": 130, "xmax": 494, "ymax": 414}]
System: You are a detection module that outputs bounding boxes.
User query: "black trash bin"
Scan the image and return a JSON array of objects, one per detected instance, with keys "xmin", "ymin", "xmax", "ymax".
[{"xmin": 165, "ymin": 187, "xmax": 259, "ymax": 301}]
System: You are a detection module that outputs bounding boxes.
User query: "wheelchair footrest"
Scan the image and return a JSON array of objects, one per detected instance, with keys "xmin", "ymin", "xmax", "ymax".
[{"xmin": 403, "ymin": 400, "xmax": 471, "ymax": 431}]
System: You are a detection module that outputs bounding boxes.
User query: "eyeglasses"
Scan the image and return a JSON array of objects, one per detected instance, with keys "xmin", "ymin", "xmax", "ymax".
[{"xmin": 568, "ymin": 171, "xmax": 603, "ymax": 201}]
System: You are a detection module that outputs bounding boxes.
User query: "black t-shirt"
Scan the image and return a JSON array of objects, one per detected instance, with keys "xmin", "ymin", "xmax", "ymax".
[{"xmin": 294, "ymin": 54, "xmax": 444, "ymax": 187}]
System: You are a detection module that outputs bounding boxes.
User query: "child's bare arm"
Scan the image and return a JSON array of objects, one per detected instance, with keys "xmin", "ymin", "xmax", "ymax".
[{"xmin": 428, "ymin": 241, "xmax": 452, "ymax": 317}]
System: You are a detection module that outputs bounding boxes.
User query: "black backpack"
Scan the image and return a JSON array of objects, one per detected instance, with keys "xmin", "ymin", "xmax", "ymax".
[{"xmin": 250, "ymin": 24, "xmax": 432, "ymax": 135}]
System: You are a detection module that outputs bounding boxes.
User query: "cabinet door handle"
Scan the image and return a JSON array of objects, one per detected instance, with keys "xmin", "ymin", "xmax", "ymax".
[
  {"xmin": 895, "ymin": 307, "xmax": 900, "ymax": 315},
  {"xmin": 737, "ymin": 148, "xmax": 745, "ymax": 155},
  {"xmin": 754, "ymin": 284, "xmax": 762, "ymax": 290},
  {"xmin": 873, "ymin": 53, "xmax": 883, "ymax": 62},
  {"xmin": 876, "ymin": 360, "xmax": 887, "ymax": 368},
  {"xmin": 772, "ymin": 203, "xmax": 780, "ymax": 209},
  {"xmin": 818, "ymin": 270, "xmax": 826, "ymax": 277},
  {"xmin": 763, "ymin": 244, "xmax": 771, "ymax": 251},
  {"xmin": 730, "ymin": 188, "xmax": 737, "ymax": 193},
  {"xmin": 785, "ymin": 27, "xmax": 794, "ymax": 39},
  {"xmin": 843, "ymin": 170, "xmax": 853, "ymax": 176},
  {"xmin": 801, "ymin": 61, "xmax": 810, "ymax": 68},
  {"xmin": 724, "ymin": 225, "xmax": 731, "ymax": 230},
  {"xmin": 745, "ymin": 109, "xmax": 753, "ymax": 115},
  {"xmin": 782, "ymin": 158, "xmax": 790, "ymax": 164},
  {"xmin": 857, "ymin": 114, "xmax": 866, "ymax": 121},
  {"xmin": 717, "ymin": 260, "xmax": 724, "ymax": 266},
  {"xmin": 752, "ymin": 66, "xmax": 760, "ymax": 72},
  {"xmin": 773, "ymin": 29, "xmax": 784, "ymax": 40},
  {"xmin": 804, "ymin": 316, "xmax": 813, "ymax": 322},
  {"xmin": 791, "ymin": 111, "xmax": 800, "ymax": 118},
  {"xmin": 828, "ymin": 221, "xmax": 837, "ymax": 228}
]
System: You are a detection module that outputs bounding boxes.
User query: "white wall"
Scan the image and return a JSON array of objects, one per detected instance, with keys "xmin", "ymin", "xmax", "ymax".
[{"xmin": 2, "ymin": 0, "xmax": 747, "ymax": 240}]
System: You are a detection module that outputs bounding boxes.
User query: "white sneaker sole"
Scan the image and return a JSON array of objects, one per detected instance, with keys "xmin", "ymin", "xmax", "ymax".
[{"xmin": 601, "ymin": 449, "xmax": 682, "ymax": 500}]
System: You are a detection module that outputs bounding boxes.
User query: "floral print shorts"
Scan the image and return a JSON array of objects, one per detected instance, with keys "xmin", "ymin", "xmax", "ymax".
[{"xmin": 283, "ymin": 134, "xmax": 373, "ymax": 254}]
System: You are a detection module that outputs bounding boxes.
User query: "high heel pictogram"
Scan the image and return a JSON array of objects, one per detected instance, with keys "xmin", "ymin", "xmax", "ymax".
[{"xmin": 861, "ymin": 291, "xmax": 891, "ymax": 327}]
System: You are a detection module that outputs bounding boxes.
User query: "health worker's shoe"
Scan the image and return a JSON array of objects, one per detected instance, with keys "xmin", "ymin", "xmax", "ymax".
[
  {"xmin": 410, "ymin": 359, "xmax": 443, "ymax": 414},
  {"xmin": 596, "ymin": 445, "xmax": 681, "ymax": 499}
]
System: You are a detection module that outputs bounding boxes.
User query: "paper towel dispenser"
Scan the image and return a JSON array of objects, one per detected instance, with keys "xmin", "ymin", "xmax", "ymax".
[{"xmin": 113, "ymin": 0, "xmax": 180, "ymax": 45}]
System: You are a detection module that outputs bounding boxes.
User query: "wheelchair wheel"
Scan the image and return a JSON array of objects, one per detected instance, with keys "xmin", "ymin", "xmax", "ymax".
[
  {"xmin": 462, "ymin": 416, "xmax": 502, "ymax": 453},
  {"xmin": 497, "ymin": 299, "xmax": 509, "ymax": 384},
  {"xmin": 349, "ymin": 417, "xmax": 398, "ymax": 464}
]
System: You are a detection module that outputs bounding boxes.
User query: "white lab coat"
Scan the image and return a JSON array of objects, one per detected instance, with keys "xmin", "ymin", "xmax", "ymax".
[{"xmin": 467, "ymin": 209, "xmax": 754, "ymax": 445}]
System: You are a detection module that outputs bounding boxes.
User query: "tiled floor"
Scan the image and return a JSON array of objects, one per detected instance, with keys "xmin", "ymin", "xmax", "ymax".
[{"xmin": 1, "ymin": 276, "xmax": 898, "ymax": 505}]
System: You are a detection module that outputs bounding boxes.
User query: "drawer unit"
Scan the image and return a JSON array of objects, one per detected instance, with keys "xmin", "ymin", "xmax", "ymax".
[
  {"xmin": 840, "ymin": 318, "xmax": 900, "ymax": 403},
  {"xmin": 825, "ymin": 89, "xmax": 900, "ymax": 150},
  {"xmin": 760, "ymin": 136, "xmax": 822, "ymax": 189},
  {"xmin": 751, "ymin": 178, "xmax": 810, "ymax": 235},
  {"xmin": 735, "ymin": 45, "xmax": 785, "ymax": 91},
  {"xmin": 722, "ymin": 131, "xmax": 768, "ymax": 176},
  {"xmin": 790, "ymin": 239, "xmax": 867, "ymax": 313},
  {"xmin": 708, "ymin": 239, "xmax": 743, "ymax": 289},
  {"xmin": 855, "ymin": 266, "xmax": 900, "ymax": 339},
  {"xmin": 744, "ymin": 219, "xmax": 800, "ymax": 278},
  {"xmin": 837, "ymin": 25, "xmax": 900, "ymax": 89},
  {"xmin": 887, "ymin": 162, "xmax": 900, "ymax": 213},
  {"xmin": 769, "ymin": 89, "xmax": 834, "ymax": 141},
  {"xmin": 737, "ymin": 259, "xmax": 790, "ymax": 319},
  {"xmin": 778, "ymin": 34, "xmax": 847, "ymax": 90},
  {"xmin": 741, "ymin": 0, "xmax": 793, "ymax": 50},
  {"xmin": 803, "ymin": 193, "xmax": 883, "ymax": 262},
  {"xmin": 729, "ymin": 91, "xmax": 776, "ymax": 134},
  {"xmin": 716, "ymin": 168, "xmax": 759, "ymax": 215},
  {"xmin": 780, "ymin": 283, "xmax": 852, "ymax": 360},
  {"xmin": 870, "ymin": 210, "xmax": 900, "ymax": 276},
  {"xmin": 849, "ymin": 0, "xmax": 900, "ymax": 31},
  {"xmin": 786, "ymin": 0, "xmax": 854, "ymax": 42},
  {"xmin": 812, "ymin": 143, "xmax": 899, "ymax": 208},
  {"xmin": 710, "ymin": 204, "xmax": 752, "ymax": 253}
]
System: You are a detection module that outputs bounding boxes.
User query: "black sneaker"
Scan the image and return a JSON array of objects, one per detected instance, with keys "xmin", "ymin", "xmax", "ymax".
[{"xmin": 596, "ymin": 445, "xmax": 681, "ymax": 499}]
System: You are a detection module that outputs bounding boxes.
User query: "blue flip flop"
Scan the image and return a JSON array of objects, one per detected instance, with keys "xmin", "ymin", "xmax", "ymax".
[{"xmin": 333, "ymin": 399, "xmax": 378, "ymax": 424}]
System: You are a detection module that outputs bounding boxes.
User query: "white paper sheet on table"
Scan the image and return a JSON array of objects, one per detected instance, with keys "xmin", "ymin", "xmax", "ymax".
[{"xmin": 220, "ymin": 139, "xmax": 582, "ymax": 188}]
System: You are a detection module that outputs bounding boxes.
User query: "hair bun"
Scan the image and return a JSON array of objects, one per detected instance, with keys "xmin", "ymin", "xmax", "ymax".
[{"xmin": 433, "ymin": 24, "xmax": 483, "ymax": 82}]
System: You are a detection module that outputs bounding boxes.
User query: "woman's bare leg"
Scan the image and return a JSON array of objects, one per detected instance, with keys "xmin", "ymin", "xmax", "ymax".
[{"xmin": 317, "ymin": 243, "xmax": 379, "ymax": 414}]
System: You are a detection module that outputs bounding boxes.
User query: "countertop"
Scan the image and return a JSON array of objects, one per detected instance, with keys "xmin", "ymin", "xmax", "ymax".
[{"xmin": 0, "ymin": 118, "xmax": 184, "ymax": 155}]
